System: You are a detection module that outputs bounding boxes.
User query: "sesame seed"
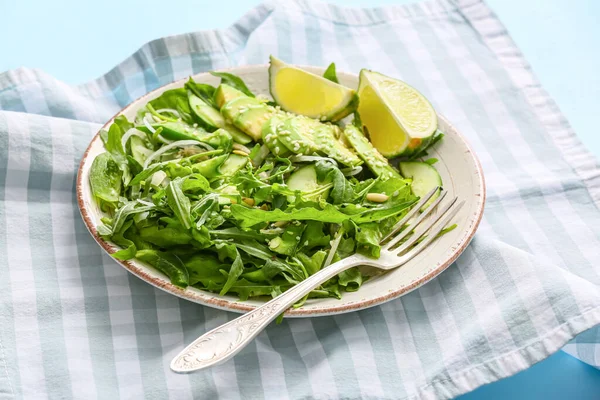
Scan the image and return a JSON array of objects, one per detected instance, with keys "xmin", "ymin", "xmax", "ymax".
[{"xmin": 295, "ymin": 236, "xmax": 301, "ymax": 240}]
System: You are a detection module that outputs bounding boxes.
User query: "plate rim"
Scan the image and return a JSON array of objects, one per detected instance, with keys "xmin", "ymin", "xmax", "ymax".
[{"xmin": 76, "ymin": 64, "xmax": 486, "ymax": 317}]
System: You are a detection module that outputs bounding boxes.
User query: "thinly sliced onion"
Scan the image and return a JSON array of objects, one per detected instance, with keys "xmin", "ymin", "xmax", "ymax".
[
  {"xmin": 341, "ymin": 166, "xmax": 363, "ymax": 176},
  {"xmin": 260, "ymin": 228, "xmax": 285, "ymax": 235},
  {"xmin": 155, "ymin": 108, "xmax": 180, "ymax": 118},
  {"xmin": 121, "ymin": 128, "xmax": 148, "ymax": 149},
  {"xmin": 156, "ymin": 135, "xmax": 173, "ymax": 145},
  {"xmin": 290, "ymin": 155, "xmax": 338, "ymax": 165},
  {"xmin": 143, "ymin": 140, "xmax": 214, "ymax": 169},
  {"xmin": 143, "ymin": 114, "xmax": 156, "ymax": 133},
  {"xmin": 136, "ymin": 199, "xmax": 155, "ymax": 207},
  {"xmin": 323, "ymin": 227, "xmax": 345, "ymax": 268},
  {"xmin": 150, "ymin": 170, "xmax": 168, "ymax": 186}
]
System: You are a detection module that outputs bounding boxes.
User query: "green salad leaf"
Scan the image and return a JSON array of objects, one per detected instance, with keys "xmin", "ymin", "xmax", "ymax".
[
  {"xmin": 323, "ymin": 62, "xmax": 339, "ymax": 83},
  {"xmin": 210, "ymin": 71, "xmax": 256, "ymax": 97}
]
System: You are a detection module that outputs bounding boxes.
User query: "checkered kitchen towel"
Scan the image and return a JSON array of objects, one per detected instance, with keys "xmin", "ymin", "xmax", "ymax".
[{"xmin": 1, "ymin": 0, "xmax": 599, "ymax": 398}]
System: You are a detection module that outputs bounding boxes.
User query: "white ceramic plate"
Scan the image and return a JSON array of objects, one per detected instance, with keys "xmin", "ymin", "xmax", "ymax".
[{"xmin": 77, "ymin": 65, "xmax": 485, "ymax": 317}]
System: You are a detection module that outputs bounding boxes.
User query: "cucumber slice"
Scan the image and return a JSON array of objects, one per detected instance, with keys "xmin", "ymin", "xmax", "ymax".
[
  {"xmin": 286, "ymin": 164, "xmax": 330, "ymax": 203},
  {"xmin": 129, "ymin": 136, "xmax": 153, "ymax": 166},
  {"xmin": 192, "ymin": 154, "xmax": 228, "ymax": 178},
  {"xmin": 399, "ymin": 161, "xmax": 442, "ymax": 209},
  {"xmin": 219, "ymin": 154, "xmax": 249, "ymax": 176},
  {"xmin": 188, "ymin": 93, "xmax": 252, "ymax": 144},
  {"xmin": 215, "ymin": 84, "xmax": 246, "ymax": 109},
  {"xmin": 189, "ymin": 92, "xmax": 224, "ymax": 131}
]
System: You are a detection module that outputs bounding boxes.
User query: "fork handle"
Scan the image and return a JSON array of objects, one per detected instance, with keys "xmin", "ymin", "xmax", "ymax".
[{"xmin": 170, "ymin": 255, "xmax": 362, "ymax": 373}]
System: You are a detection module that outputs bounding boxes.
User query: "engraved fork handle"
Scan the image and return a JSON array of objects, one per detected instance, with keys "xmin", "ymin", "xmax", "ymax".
[{"xmin": 170, "ymin": 255, "xmax": 363, "ymax": 373}]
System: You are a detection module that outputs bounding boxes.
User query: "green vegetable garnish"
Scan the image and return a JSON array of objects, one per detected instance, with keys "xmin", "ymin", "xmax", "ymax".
[{"xmin": 89, "ymin": 61, "xmax": 446, "ymax": 305}]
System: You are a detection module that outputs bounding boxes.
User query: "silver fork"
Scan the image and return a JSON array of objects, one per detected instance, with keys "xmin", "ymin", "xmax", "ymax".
[{"xmin": 171, "ymin": 188, "xmax": 463, "ymax": 373}]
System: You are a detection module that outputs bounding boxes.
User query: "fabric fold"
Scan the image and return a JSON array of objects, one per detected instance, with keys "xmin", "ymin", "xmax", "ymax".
[{"xmin": 1, "ymin": 1, "xmax": 599, "ymax": 399}]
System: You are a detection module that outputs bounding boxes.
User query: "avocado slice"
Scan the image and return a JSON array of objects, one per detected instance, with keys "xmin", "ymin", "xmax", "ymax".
[
  {"xmin": 278, "ymin": 116, "xmax": 320, "ymax": 155},
  {"xmin": 262, "ymin": 114, "xmax": 291, "ymax": 157},
  {"xmin": 192, "ymin": 154, "xmax": 228, "ymax": 178},
  {"xmin": 342, "ymin": 124, "xmax": 401, "ymax": 180},
  {"xmin": 221, "ymin": 95, "xmax": 275, "ymax": 141},
  {"xmin": 221, "ymin": 96, "xmax": 261, "ymax": 122},
  {"xmin": 215, "ymin": 84, "xmax": 246, "ymax": 109},
  {"xmin": 234, "ymin": 105, "xmax": 276, "ymax": 142},
  {"xmin": 276, "ymin": 116, "xmax": 361, "ymax": 166},
  {"xmin": 219, "ymin": 153, "xmax": 249, "ymax": 176},
  {"xmin": 312, "ymin": 124, "xmax": 362, "ymax": 167}
]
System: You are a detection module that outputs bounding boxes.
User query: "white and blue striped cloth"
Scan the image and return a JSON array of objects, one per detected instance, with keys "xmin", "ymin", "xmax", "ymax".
[{"xmin": 1, "ymin": 0, "xmax": 599, "ymax": 398}]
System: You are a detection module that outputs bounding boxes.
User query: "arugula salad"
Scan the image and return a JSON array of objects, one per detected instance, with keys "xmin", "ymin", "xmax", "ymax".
[{"xmin": 88, "ymin": 56, "xmax": 447, "ymax": 303}]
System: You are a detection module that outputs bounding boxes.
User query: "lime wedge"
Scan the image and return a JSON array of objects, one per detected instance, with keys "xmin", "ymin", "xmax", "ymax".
[
  {"xmin": 269, "ymin": 56, "xmax": 358, "ymax": 122},
  {"xmin": 357, "ymin": 70, "xmax": 438, "ymax": 157}
]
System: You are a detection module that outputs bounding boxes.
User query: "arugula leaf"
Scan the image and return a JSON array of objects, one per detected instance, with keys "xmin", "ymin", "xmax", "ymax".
[
  {"xmin": 262, "ymin": 258, "xmax": 306, "ymax": 282},
  {"xmin": 352, "ymin": 199, "xmax": 417, "ymax": 224},
  {"xmin": 185, "ymin": 78, "xmax": 217, "ymax": 108},
  {"xmin": 296, "ymin": 250, "xmax": 327, "ymax": 276},
  {"xmin": 105, "ymin": 122, "xmax": 125, "ymax": 155},
  {"xmin": 315, "ymin": 282, "xmax": 342, "ymax": 299},
  {"xmin": 355, "ymin": 222, "xmax": 382, "ymax": 258},
  {"xmin": 235, "ymin": 239, "xmax": 274, "ymax": 261},
  {"xmin": 181, "ymin": 174, "xmax": 210, "ymax": 193},
  {"xmin": 104, "ymin": 122, "xmax": 132, "ymax": 185},
  {"xmin": 300, "ymin": 221, "xmax": 330, "ymax": 251},
  {"xmin": 89, "ymin": 153, "xmax": 122, "ymax": 209},
  {"xmin": 337, "ymin": 237, "xmax": 356, "ymax": 259},
  {"xmin": 209, "ymin": 279, "xmax": 284, "ymax": 301},
  {"xmin": 113, "ymin": 115, "xmax": 133, "ymax": 135},
  {"xmin": 149, "ymin": 88, "xmax": 196, "ymax": 125},
  {"xmin": 323, "ymin": 62, "xmax": 339, "ymax": 83},
  {"xmin": 210, "ymin": 72, "xmax": 256, "ymax": 97},
  {"xmin": 110, "ymin": 220, "xmax": 137, "ymax": 260},
  {"xmin": 136, "ymin": 249, "xmax": 189, "ymax": 288},
  {"xmin": 315, "ymin": 161, "xmax": 354, "ymax": 204},
  {"xmin": 220, "ymin": 247, "xmax": 244, "ymax": 295},
  {"xmin": 109, "ymin": 201, "xmax": 157, "ymax": 235},
  {"xmin": 230, "ymin": 198, "xmax": 416, "ymax": 228},
  {"xmin": 184, "ymin": 253, "xmax": 226, "ymax": 286},
  {"xmin": 230, "ymin": 203, "xmax": 351, "ymax": 227},
  {"xmin": 338, "ymin": 267, "xmax": 363, "ymax": 291},
  {"xmin": 371, "ymin": 177, "xmax": 411, "ymax": 198},
  {"xmin": 214, "ymin": 241, "xmax": 238, "ymax": 262},
  {"xmin": 139, "ymin": 225, "xmax": 192, "ymax": 247},
  {"xmin": 209, "ymin": 227, "xmax": 269, "ymax": 241},
  {"xmin": 191, "ymin": 226, "xmax": 213, "ymax": 248},
  {"xmin": 268, "ymin": 223, "xmax": 305, "ymax": 256},
  {"xmin": 165, "ymin": 177, "xmax": 192, "ymax": 229}
]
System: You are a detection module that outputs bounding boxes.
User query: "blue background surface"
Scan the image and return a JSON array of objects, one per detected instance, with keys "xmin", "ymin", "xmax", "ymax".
[{"xmin": 1, "ymin": 0, "xmax": 599, "ymax": 397}]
